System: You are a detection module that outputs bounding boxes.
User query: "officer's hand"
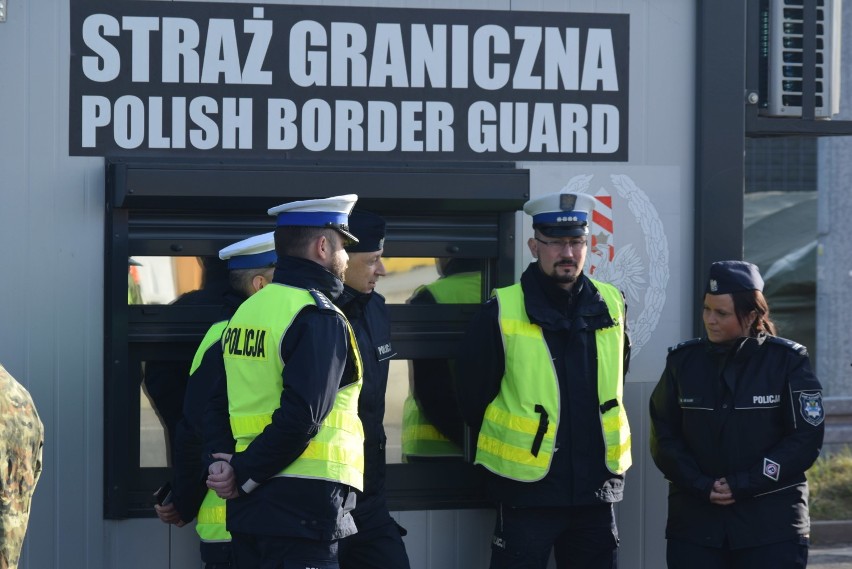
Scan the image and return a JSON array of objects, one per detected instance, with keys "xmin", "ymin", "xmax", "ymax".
[
  {"xmin": 207, "ymin": 459, "xmax": 239, "ymax": 500},
  {"xmin": 709, "ymin": 477, "xmax": 735, "ymax": 506},
  {"xmin": 154, "ymin": 502, "xmax": 187, "ymax": 527}
]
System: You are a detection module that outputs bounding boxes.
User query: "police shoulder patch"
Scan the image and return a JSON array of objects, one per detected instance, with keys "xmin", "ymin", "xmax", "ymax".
[
  {"xmin": 308, "ymin": 289, "xmax": 336, "ymax": 312},
  {"xmin": 668, "ymin": 338, "xmax": 702, "ymax": 353},
  {"xmin": 799, "ymin": 391, "xmax": 825, "ymax": 426},
  {"xmin": 766, "ymin": 335, "xmax": 808, "ymax": 356}
]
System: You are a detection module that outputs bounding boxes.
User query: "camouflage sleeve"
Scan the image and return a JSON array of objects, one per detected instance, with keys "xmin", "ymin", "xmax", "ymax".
[{"xmin": 0, "ymin": 364, "xmax": 44, "ymax": 569}]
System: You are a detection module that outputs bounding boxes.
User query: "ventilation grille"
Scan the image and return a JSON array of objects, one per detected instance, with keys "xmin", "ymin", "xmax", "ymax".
[{"xmin": 762, "ymin": 0, "xmax": 841, "ymax": 118}]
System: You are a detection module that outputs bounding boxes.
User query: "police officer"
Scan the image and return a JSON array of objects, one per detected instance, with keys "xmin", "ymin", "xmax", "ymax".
[
  {"xmin": 649, "ymin": 260, "xmax": 824, "ymax": 569},
  {"xmin": 335, "ymin": 210, "xmax": 411, "ymax": 569},
  {"xmin": 402, "ymin": 258, "xmax": 481, "ymax": 460},
  {"xmin": 205, "ymin": 195, "xmax": 364, "ymax": 569},
  {"xmin": 457, "ymin": 191, "xmax": 631, "ymax": 569},
  {"xmin": 0, "ymin": 363, "xmax": 43, "ymax": 569},
  {"xmin": 154, "ymin": 232, "xmax": 276, "ymax": 568}
]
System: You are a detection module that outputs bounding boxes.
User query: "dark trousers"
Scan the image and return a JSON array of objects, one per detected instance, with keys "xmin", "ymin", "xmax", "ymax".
[
  {"xmin": 489, "ymin": 503, "xmax": 619, "ymax": 569},
  {"xmin": 201, "ymin": 541, "xmax": 233, "ymax": 569},
  {"xmin": 338, "ymin": 516, "xmax": 411, "ymax": 569},
  {"xmin": 230, "ymin": 532, "xmax": 339, "ymax": 569},
  {"xmin": 666, "ymin": 537, "xmax": 809, "ymax": 569}
]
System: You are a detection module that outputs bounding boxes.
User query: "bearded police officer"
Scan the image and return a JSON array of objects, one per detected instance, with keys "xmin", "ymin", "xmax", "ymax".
[
  {"xmin": 335, "ymin": 211, "xmax": 411, "ymax": 569},
  {"xmin": 155, "ymin": 232, "xmax": 276, "ymax": 569},
  {"xmin": 457, "ymin": 191, "xmax": 631, "ymax": 569},
  {"xmin": 205, "ymin": 195, "xmax": 364, "ymax": 569}
]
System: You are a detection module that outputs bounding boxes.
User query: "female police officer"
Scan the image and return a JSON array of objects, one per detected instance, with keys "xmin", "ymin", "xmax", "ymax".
[{"xmin": 649, "ymin": 260, "xmax": 824, "ymax": 569}]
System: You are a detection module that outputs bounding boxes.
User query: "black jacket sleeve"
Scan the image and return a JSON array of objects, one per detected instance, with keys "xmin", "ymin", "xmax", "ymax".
[
  {"xmin": 170, "ymin": 340, "xmax": 226, "ymax": 522},
  {"xmin": 454, "ymin": 299, "xmax": 504, "ymax": 432},
  {"xmin": 202, "ymin": 342, "xmax": 235, "ymax": 465},
  {"xmin": 170, "ymin": 415, "xmax": 205, "ymax": 522},
  {"xmin": 649, "ymin": 359, "xmax": 716, "ymax": 498}
]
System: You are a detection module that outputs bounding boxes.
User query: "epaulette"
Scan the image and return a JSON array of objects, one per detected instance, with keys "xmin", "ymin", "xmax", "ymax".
[
  {"xmin": 308, "ymin": 289, "xmax": 337, "ymax": 312},
  {"xmin": 766, "ymin": 335, "xmax": 808, "ymax": 356},
  {"xmin": 668, "ymin": 338, "xmax": 702, "ymax": 353}
]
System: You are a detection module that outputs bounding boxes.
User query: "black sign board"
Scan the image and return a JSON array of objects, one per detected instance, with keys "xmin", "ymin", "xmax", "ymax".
[{"xmin": 70, "ymin": 0, "xmax": 629, "ymax": 161}]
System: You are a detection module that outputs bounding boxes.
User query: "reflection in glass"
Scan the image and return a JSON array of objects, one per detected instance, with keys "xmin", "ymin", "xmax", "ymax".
[
  {"xmin": 376, "ymin": 258, "xmax": 485, "ymax": 463},
  {"xmin": 127, "ymin": 255, "xmax": 229, "ymax": 305},
  {"xmin": 384, "ymin": 360, "xmax": 408, "ymax": 464},
  {"xmin": 403, "ymin": 259, "xmax": 483, "ymax": 461},
  {"xmin": 140, "ymin": 381, "xmax": 168, "ymax": 467},
  {"xmin": 133, "ymin": 257, "xmax": 483, "ymax": 466},
  {"xmin": 132, "ymin": 256, "xmax": 233, "ymax": 464},
  {"xmin": 374, "ymin": 258, "xmax": 440, "ymax": 303}
]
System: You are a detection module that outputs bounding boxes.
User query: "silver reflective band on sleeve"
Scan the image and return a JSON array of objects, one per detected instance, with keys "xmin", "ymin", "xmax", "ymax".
[{"xmin": 241, "ymin": 478, "xmax": 260, "ymax": 494}]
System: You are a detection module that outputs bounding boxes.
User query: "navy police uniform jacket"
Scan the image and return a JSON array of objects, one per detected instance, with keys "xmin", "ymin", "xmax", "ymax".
[
  {"xmin": 204, "ymin": 256, "xmax": 359, "ymax": 540},
  {"xmin": 456, "ymin": 264, "xmax": 630, "ymax": 507},
  {"xmin": 336, "ymin": 286, "xmax": 396, "ymax": 529},
  {"xmin": 649, "ymin": 334, "xmax": 824, "ymax": 549}
]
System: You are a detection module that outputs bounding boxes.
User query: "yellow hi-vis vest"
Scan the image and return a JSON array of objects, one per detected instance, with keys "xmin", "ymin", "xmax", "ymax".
[
  {"xmin": 188, "ymin": 320, "xmax": 232, "ymax": 543},
  {"xmin": 401, "ymin": 272, "xmax": 481, "ymax": 458},
  {"xmin": 475, "ymin": 278, "xmax": 631, "ymax": 481},
  {"xmin": 417, "ymin": 272, "xmax": 481, "ymax": 305},
  {"xmin": 190, "ymin": 320, "xmax": 228, "ymax": 375},
  {"xmin": 401, "ymin": 396, "xmax": 462, "ymax": 458},
  {"xmin": 196, "ymin": 489, "xmax": 230, "ymax": 543},
  {"xmin": 222, "ymin": 284, "xmax": 365, "ymax": 490}
]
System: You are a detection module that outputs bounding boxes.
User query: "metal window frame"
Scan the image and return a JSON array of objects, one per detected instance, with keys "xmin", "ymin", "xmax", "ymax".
[{"xmin": 104, "ymin": 158, "xmax": 528, "ymax": 518}]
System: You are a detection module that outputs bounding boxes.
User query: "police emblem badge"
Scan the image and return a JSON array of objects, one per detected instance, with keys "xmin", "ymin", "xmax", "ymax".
[
  {"xmin": 799, "ymin": 392, "xmax": 825, "ymax": 426},
  {"xmin": 763, "ymin": 457, "xmax": 781, "ymax": 481},
  {"xmin": 709, "ymin": 279, "xmax": 718, "ymax": 292}
]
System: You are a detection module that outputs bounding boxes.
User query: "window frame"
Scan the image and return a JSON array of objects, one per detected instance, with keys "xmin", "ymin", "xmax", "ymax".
[{"xmin": 104, "ymin": 158, "xmax": 528, "ymax": 518}]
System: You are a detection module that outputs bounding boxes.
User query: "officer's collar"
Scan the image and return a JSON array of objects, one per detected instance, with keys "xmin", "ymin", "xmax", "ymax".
[
  {"xmin": 273, "ymin": 256, "xmax": 344, "ymax": 301},
  {"xmin": 337, "ymin": 285, "xmax": 372, "ymax": 309},
  {"xmin": 704, "ymin": 333, "xmax": 767, "ymax": 359}
]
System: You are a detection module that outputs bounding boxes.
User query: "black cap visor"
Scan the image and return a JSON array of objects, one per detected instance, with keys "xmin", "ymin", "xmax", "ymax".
[
  {"xmin": 535, "ymin": 222, "xmax": 589, "ymax": 238},
  {"xmin": 327, "ymin": 223, "xmax": 359, "ymax": 246}
]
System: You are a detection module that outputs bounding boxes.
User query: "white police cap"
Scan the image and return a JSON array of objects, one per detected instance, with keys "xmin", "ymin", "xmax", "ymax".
[
  {"xmin": 267, "ymin": 194, "xmax": 359, "ymax": 243},
  {"xmin": 218, "ymin": 232, "xmax": 277, "ymax": 270},
  {"xmin": 523, "ymin": 192, "xmax": 597, "ymax": 237}
]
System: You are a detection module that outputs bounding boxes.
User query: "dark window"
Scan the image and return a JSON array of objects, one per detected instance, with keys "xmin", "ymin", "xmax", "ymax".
[{"xmin": 744, "ymin": 139, "xmax": 817, "ymax": 360}]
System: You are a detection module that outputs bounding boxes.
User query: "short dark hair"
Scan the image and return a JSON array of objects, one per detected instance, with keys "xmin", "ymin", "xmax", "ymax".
[
  {"xmin": 274, "ymin": 226, "xmax": 340, "ymax": 257},
  {"xmin": 731, "ymin": 289, "xmax": 777, "ymax": 337},
  {"xmin": 228, "ymin": 267, "xmax": 274, "ymax": 297}
]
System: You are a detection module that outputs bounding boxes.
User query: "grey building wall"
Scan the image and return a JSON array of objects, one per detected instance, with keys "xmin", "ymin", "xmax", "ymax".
[
  {"xmin": 0, "ymin": 0, "xmax": 694, "ymax": 567},
  {"xmin": 815, "ymin": 0, "xmax": 852, "ymax": 458},
  {"xmin": 816, "ymin": 0, "xmax": 852, "ymax": 400},
  {"xmin": 0, "ymin": 0, "xmax": 105, "ymax": 567}
]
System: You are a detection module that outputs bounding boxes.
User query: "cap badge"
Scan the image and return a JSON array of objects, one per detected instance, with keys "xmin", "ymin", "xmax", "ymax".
[{"xmin": 709, "ymin": 279, "xmax": 718, "ymax": 293}]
